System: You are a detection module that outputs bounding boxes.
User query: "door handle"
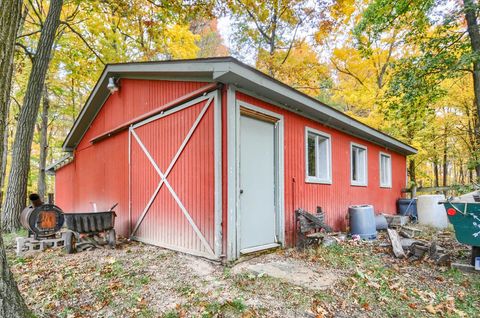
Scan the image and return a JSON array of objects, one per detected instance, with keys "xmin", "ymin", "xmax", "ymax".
[{"xmin": 240, "ymin": 189, "xmax": 244, "ymax": 194}]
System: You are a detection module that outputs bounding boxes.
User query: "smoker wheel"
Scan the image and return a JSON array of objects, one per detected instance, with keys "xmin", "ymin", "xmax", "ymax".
[
  {"xmin": 65, "ymin": 231, "xmax": 76, "ymax": 254},
  {"xmin": 107, "ymin": 229, "xmax": 116, "ymax": 249}
]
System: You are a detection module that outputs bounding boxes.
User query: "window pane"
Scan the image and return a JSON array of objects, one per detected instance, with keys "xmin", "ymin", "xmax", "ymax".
[
  {"xmin": 352, "ymin": 146, "xmax": 367, "ymax": 184},
  {"xmin": 318, "ymin": 137, "xmax": 329, "ymax": 180},
  {"xmin": 380, "ymin": 156, "xmax": 385, "ymax": 184},
  {"xmin": 388, "ymin": 157, "xmax": 391, "ymax": 184},
  {"xmin": 358, "ymin": 148, "xmax": 365, "ymax": 181},
  {"xmin": 352, "ymin": 147, "xmax": 358, "ymax": 181},
  {"xmin": 307, "ymin": 133, "xmax": 316, "ymax": 177},
  {"xmin": 380, "ymin": 154, "xmax": 391, "ymax": 186}
]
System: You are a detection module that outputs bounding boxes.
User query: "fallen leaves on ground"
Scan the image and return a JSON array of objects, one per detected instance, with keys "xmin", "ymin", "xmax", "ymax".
[{"xmin": 5, "ymin": 226, "xmax": 480, "ymax": 317}]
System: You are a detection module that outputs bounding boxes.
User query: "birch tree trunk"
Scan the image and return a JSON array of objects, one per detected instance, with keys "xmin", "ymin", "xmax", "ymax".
[
  {"xmin": 0, "ymin": 0, "xmax": 31, "ymax": 316},
  {"xmin": 2, "ymin": 0, "xmax": 63, "ymax": 232},
  {"xmin": 37, "ymin": 86, "xmax": 49, "ymax": 201}
]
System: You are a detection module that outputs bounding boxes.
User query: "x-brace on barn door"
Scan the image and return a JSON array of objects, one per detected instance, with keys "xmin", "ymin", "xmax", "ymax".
[{"xmin": 128, "ymin": 91, "xmax": 221, "ymax": 259}]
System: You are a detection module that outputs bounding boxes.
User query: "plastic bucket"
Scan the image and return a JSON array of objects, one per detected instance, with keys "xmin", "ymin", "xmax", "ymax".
[
  {"xmin": 397, "ymin": 198, "xmax": 417, "ymax": 219},
  {"xmin": 349, "ymin": 205, "xmax": 377, "ymax": 240}
]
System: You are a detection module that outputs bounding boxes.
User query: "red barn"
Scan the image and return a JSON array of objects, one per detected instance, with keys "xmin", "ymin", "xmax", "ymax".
[{"xmin": 52, "ymin": 57, "xmax": 416, "ymax": 261}]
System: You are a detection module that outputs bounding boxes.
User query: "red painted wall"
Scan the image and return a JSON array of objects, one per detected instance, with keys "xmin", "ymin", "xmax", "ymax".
[
  {"xmin": 235, "ymin": 92, "xmax": 407, "ymax": 246},
  {"xmin": 56, "ymin": 78, "xmax": 408, "ymax": 254},
  {"xmin": 55, "ymin": 79, "xmax": 209, "ymax": 237}
]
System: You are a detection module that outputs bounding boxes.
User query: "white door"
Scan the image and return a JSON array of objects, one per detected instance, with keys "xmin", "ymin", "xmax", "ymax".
[{"xmin": 239, "ymin": 115, "xmax": 277, "ymax": 252}]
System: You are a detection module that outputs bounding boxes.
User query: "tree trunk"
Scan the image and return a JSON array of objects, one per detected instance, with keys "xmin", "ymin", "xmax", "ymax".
[
  {"xmin": 459, "ymin": 158, "xmax": 465, "ymax": 184},
  {"xmin": 464, "ymin": 0, "xmax": 480, "ymax": 179},
  {"xmin": 1, "ymin": 6, "xmax": 28, "ymax": 195},
  {"xmin": 0, "ymin": 0, "xmax": 31, "ymax": 316},
  {"xmin": 433, "ymin": 159, "xmax": 439, "ymax": 187},
  {"xmin": 2, "ymin": 0, "xmax": 63, "ymax": 232},
  {"xmin": 1, "ymin": 6, "xmax": 27, "ymax": 196},
  {"xmin": 0, "ymin": 125, "xmax": 9, "ymax": 192},
  {"xmin": 443, "ymin": 127, "xmax": 448, "ymax": 187},
  {"xmin": 37, "ymin": 85, "xmax": 49, "ymax": 201},
  {"xmin": 0, "ymin": 0, "xmax": 22, "ymax": 193},
  {"xmin": 409, "ymin": 158, "xmax": 416, "ymax": 186},
  {"xmin": 0, "ymin": 233, "xmax": 29, "ymax": 317}
]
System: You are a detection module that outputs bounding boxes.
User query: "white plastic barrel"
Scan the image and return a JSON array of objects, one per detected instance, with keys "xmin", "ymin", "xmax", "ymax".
[{"xmin": 417, "ymin": 195, "xmax": 448, "ymax": 228}]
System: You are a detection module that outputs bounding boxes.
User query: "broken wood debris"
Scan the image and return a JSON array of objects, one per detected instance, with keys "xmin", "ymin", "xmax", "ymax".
[
  {"xmin": 383, "ymin": 214, "xmax": 410, "ymax": 227},
  {"xmin": 451, "ymin": 262, "xmax": 480, "ymax": 274},
  {"xmin": 386, "ymin": 227, "xmax": 450, "ymax": 265},
  {"xmin": 387, "ymin": 229, "xmax": 406, "ymax": 258}
]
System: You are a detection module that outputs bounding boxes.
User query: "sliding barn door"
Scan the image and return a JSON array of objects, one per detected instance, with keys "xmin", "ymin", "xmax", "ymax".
[{"xmin": 129, "ymin": 91, "xmax": 220, "ymax": 259}]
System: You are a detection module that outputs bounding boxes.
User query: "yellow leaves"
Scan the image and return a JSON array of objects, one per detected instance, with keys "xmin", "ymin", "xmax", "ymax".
[
  {"xmin": 330, "ymin": 0, "xmax": 356, "ymax": 21},
  {"xmin": 256, "ymin": 41, "xmax": 329, "ymax": 97},
  {"xmin": 164, "ymin": 25, "xmax": 200, "ymax": 59}
]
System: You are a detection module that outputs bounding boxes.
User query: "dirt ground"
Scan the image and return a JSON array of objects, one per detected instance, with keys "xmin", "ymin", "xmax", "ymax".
[{"xmin": 5, "ymin": 226, "xmax": 480, "ymax": 318}]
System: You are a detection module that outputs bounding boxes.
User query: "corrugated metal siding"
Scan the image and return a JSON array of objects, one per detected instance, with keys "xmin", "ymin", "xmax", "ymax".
[
  {"xmin": 70, "ymin": 132, "xmax": 129, "ymax": 235},
  {"xmin": 235, "ymin": 92, "xmax": 407, "ymax": 247},
  {"xmin": 76, "ymin": 79, "xmax": 208, "ymax": 152},
  {"xmin": 130, "ymin": 98, "xmax": 215, "ymax": 256},
  {"xmin": 55, "ymin": 79, "xmax": 209, "ymax": 239},
  {"xmin": 54, "ymin": 161, "xmax": 75, "ymax": 212}
]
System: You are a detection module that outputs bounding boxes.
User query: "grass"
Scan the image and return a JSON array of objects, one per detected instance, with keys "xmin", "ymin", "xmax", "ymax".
[{"xmin": 3, "ymin": 229, "xmax": 27, "ymax": 248}]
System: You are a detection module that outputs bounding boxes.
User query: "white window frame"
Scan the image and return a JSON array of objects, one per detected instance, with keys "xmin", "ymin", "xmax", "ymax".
[
  {"xmin": 379, "ymin": 152, "xmax": 392, "ymax": 188},
  {"xmin": 305, "ymin": 127, "xmax": 332, "ymax": 184},
  {"xmin": 350, "ymin": 142, "xmax": 368, "ymax": 186}
]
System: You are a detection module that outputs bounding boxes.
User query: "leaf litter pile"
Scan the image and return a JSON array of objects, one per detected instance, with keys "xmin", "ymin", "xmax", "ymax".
[{"xmin": 5, "ymin": 227, "xmax": 480, "ymax": 318}]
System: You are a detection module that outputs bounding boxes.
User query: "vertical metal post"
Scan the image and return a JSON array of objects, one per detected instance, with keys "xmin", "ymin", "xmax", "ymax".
[
  {"xmin": 226, "ymin": 85, "xmax": 238, "ymax": 261},
  {"xmin": 214, "ymin": 90, "xmax": 223, "ymax": 257},
  {"xmin": 128, "ymin": 126, "xmax": 132, "ymax": 236}
]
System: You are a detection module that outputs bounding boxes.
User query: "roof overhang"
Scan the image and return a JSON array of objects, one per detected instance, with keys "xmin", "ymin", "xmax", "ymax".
[{"xmin": 62, "ymin": 57, "xmax": 417, "ymax": 156}]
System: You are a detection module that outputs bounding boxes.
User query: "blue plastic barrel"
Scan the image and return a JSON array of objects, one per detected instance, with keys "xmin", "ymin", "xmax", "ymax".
[
  {"xmin": 349, "ymin": 205, "xmax": 377, "ymax": 240},
  {"xmin": 397, "ymin": 198, "xmax": 417, "ymax": 218}
]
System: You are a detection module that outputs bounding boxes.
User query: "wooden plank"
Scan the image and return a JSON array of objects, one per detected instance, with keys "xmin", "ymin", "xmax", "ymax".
[
  {"xmin": 240, "ymin": 106, "xmax": 279, "ymax": 123},
  {"xmin": 451, "ymin": 263, "xmax": 480, "ymax": 274},
  {"xmin": 387, "ymin": 229, "xmax": 406, "ymax": 258},
  {"xmin": 402, "ymin": 185, "xmax": 478, "ymax": 193},
  {"xmin": 384, "ymin": 214, "xmax": 409, "ymax": 227}
]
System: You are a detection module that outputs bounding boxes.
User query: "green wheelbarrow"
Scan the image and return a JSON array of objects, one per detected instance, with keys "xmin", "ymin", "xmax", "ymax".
[{"xmin": 441, "ymin": 201, "xmax": 480, "ymax": 266}]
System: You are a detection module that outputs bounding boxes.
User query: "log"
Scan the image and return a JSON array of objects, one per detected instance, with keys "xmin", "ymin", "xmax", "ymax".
[{"xmin": 387, "ymin": 229, "xmax": 406, "ymax": 258}]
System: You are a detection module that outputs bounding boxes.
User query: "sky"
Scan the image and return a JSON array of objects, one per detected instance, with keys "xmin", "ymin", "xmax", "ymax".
[
  {"xmin": 217, "ymin": 15, "xmax": 257, "ymax": 64},
  {"xmin": 215, "ymin": 9, "xmax": 333, "ymax": 66}
]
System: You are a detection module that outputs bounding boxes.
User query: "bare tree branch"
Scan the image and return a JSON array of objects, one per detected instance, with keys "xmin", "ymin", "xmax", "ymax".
[
  {"xmin": 236, "ymin": 0, "xmax": 271, "ymax": 43},
  {"xmin": 15, "ymin": 42, "xmax": 34, "ymax": 61},
  {"xmin": 331, "ymin": 59, "xmax": 370, "ymax": 90},
  {"xmin": 62, "ymin": 21, "xmax": 106, "ymax": 65}
]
